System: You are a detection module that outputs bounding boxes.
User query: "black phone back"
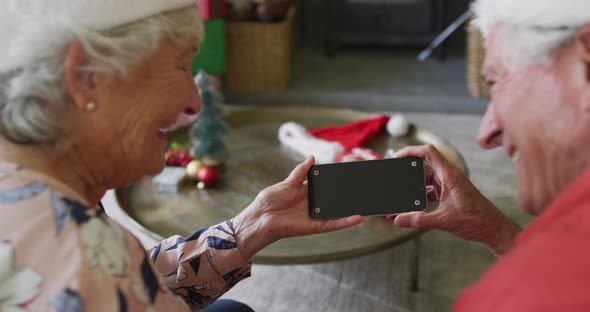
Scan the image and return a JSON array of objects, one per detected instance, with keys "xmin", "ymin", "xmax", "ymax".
[{"xmin": 307, "ymin": 157, "xmax": 427, "ymax": 219}]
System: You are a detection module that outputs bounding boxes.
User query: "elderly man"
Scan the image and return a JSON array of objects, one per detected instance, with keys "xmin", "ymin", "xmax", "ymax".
[{"xmin": 394, "ymin": 0, "xmax": 590, "ymax": 310}]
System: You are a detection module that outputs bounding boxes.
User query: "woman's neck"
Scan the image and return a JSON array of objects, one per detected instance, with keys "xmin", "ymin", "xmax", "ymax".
[{"xmin": 0, "ymin": 138, "xmax": 108, "ymax": 206}]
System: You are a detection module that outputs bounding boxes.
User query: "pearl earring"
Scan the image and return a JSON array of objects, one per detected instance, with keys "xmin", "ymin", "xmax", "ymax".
[{"xmin": 85, "ymin": 102, "xmax": 96, "ymax": 111}]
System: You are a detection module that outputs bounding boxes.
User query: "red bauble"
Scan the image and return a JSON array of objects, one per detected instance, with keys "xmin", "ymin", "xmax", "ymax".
[
  {"xmin": 197, "ymin": 166, "xmax": 220, "ymax": 188},
  {"xmin": 165, "ymin": 149, "xmax": 177, "ymax": 166},
  {"xmin": 164, "ymin": 147, "xmax": 195, "ymax": 167}
]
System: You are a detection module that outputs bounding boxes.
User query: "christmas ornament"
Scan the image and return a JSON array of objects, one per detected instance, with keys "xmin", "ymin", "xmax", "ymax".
[
  {"xmin": 197, "ymin": 166, "xmax": 220, "ymax": 188},
  {"xmin": 177, "ymin": 149, "xmax": 191, "ymax": 167},
  {"xmin": 165, "ymin": 149, "xmax": 177, "ymax": 166},
  {"xmin": 164, "ymin": 147, "xmax": 194, "ymax": 167},
  {"xmin": 202, "ymin": 158, "xmax": 227, "ymax": 173},
  {"xmin": 190, "ymin": 71, "xmax": 229, "ymax": 164},
  {"xmin": 186, "ymin": 160, "xmax": 205, "ymax": 179},
  {"xmin": 165, "ymin": 147, "xmax": 194, "ymax": 167}
]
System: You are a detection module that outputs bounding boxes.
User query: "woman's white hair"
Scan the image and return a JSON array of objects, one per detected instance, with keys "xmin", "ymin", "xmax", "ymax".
[
  {"xmin": 0, "ymin": 6, "xmax": 203, "ymax": 144},
  {"xmin": 472, "ymin": 0, "xmax": 590, "ymax": 66}
]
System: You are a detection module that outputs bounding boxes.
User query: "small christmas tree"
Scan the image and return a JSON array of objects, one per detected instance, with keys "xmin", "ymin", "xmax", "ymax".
[{"xmin": 190, "ymin": 71, "xmax": 228, "ymax": 163}]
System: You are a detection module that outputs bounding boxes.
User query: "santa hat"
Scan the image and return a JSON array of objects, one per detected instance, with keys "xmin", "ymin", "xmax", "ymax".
[
  {"xmin": 309, "ymin": 115, "xmax": 390, "ymax": 151},
  {"xmin": 279, "ymin": 122, "xmax": 345, "ymax": 164},
  {"xmin": 0, "ymin": 0, "xmax": 198, "ymax": 73},
  {"xmin": 278, "ymin": 114, "xmax": 410, "ymax": 164}
]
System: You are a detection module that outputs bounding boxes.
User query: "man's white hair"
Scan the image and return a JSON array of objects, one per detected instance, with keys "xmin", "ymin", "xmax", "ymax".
[
  {"xmin": 472, "ymin": 0, "xmax": 590, "ymax": 66},
  {"xmin": 0, "ymin": 6, "xmax": 202, "ymax": 144}
]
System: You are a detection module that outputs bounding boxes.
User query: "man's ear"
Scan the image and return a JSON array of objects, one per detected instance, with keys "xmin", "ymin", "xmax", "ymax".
[
  {"xmin": 63, "ymin": 41, "xmax": 96, "ymax": 111},
  {"xmin": 575, "ymin": 25, "xmax": 590, "ymax": 111}
]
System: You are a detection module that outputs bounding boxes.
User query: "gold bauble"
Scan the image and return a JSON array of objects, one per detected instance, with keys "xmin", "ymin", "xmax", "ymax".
[{"xmin": 186, "ymin": 160, "xmax": 204, "ymax": 179}]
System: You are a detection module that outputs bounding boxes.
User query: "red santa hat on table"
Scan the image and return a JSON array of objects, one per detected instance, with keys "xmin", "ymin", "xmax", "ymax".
[
  {"xmin": 309, "ymin": 115, "xmax": 390, "ymax": 151},
  {"xmin": 278, "ymin": 114, "xmax": 410, "ymax": 164},
  {"xmin": 0, "ymin": 0, "xmax": 199, "ymax": 73}
]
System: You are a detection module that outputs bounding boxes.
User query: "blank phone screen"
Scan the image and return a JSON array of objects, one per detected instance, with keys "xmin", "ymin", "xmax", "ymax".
[{"xmin": 307, "ymin": 157, "xmax": 427, "ymax": 219}]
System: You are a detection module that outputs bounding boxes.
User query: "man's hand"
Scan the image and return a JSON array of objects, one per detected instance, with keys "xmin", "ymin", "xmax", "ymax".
[
  {"xmin": 393, "ymin": 145, "xmax": 520, "ymax": 256},
  {"xmin": 232, "ymin": 156, "xmax": 364, "ymax": 261}
]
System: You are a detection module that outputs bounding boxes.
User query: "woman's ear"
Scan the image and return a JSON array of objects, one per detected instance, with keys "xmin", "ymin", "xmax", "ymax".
[{"xmin": 63, "ymin": 41, "xmax": 96, "ymax": 111}]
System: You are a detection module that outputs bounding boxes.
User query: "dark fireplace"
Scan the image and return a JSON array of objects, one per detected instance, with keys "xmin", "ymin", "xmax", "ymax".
[{"xmin": 323, "ymin": 0, "xmax": 448, "ymax": 58}]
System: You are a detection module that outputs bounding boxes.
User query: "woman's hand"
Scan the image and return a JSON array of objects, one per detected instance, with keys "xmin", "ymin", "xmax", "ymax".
[
  {"xmin": 393, "ymin": 145, "xmax": 520, "ymax": 256},
  {"xmin": 232, "ymin": 156, "xmax": 364, "ymax": 261}
]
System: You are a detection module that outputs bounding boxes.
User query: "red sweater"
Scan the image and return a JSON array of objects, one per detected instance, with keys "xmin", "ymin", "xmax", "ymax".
[{"xmin": 455, "ymin": 168, "xmax": 590, "ymax": 311}]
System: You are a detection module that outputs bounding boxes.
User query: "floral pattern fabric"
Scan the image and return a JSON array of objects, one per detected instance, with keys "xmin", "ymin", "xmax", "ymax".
[
  {"xmin": 0, "ymin": 242, "xmax": 43, "ymax": 312},
  {"xmin": 0, "ymin": 162, "xmax": 251, "ymax": 311}
]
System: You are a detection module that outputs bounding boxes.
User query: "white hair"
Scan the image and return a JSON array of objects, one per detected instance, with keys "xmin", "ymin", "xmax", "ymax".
[
  {"xmin": 472, "ymin": 0, "xmax": 590, "ymax": 66},
  {"xmin": 0, "ymin": 6, "xmax": 203, "ymax": 144}
]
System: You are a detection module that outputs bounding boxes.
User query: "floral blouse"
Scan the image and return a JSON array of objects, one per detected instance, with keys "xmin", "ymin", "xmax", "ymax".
[{"xmin": 0, "ymin": 162, "xmax": 251, "ymax": 311}]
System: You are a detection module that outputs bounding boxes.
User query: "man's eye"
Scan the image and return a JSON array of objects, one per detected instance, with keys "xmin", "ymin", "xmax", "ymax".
[{"xmin": 486, "ymin": 79, "xmax": 496, "ymax": 88}]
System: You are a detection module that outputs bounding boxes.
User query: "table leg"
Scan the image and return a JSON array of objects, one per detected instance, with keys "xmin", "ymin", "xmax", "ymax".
[{"xmin": 409, "ymin": 236, "xmax": 421, "ymax": 293}]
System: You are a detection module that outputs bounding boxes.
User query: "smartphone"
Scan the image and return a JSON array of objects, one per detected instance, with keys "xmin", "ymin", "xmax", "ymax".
[{"xmin": 307, "ymin": 157, "xmax": 427, "ymax": 219}]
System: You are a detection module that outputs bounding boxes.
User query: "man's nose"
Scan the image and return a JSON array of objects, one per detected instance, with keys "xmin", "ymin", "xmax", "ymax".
[{"xmin": 477, "ymin": 103, "xmax": 503, "ymax": 149}]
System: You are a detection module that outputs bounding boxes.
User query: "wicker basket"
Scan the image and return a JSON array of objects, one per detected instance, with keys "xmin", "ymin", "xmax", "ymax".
[
  {"xmin": 466, "ymin": 24, "xmax": 489, "ymax": 99},
  {"xmin": 224, "ymin": 7, "xmax": 295, "ymax": 93}
]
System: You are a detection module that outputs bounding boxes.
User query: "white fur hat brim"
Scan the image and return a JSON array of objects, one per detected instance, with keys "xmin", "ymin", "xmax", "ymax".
[{"xmin": 0, "ymin": 0, "xmax": 197, "ymax": 72}]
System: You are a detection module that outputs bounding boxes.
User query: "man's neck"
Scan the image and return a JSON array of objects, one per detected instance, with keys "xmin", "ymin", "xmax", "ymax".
[{"xmin": 0, "ymin": 138, "xmax": 108, "ymax": 206}]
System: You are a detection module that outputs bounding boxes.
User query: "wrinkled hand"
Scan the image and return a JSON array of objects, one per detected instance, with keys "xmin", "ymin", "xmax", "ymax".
[
  {"xmin": 393, "ymin": 145, "xmax": 520, "ymax": 256},
  {"xmin": 233, "ymin": 156, "xmax": 364, "ymax": 261}
]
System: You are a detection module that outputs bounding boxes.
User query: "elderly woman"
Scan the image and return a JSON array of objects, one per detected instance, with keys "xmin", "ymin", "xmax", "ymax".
[
  {"xmin": 393, "ymin": 0, "xmax": 590, "ymax": 310},
  {"xmin": 0, "ymin": 2, "xmax": 362, "ymax": 311}
]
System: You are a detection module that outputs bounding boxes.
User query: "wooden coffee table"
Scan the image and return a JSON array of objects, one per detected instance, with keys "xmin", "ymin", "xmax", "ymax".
[{"xmin": 111, "ymin": 106, "xmax": 467, "ymax": 266}]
